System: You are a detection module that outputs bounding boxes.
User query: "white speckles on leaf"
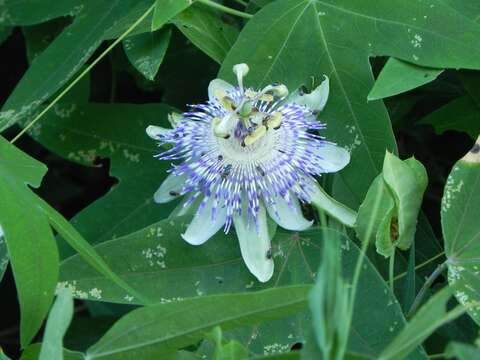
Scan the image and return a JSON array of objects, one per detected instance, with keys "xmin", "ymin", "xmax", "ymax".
[
  {"xmin": 123, "ymin": 148, "xmax": 140, "ymax": 163},
  {"xmin": 263, "ymin": 343, "xmax": 290, "ymax": 355},
  {"xmin": 411, "ymin": 34, "xmax": 423, "ymax": 48},
  {"xmin": 124, "ymin": 295, "xmax": 134, "ymax": 302},
  {"xmin": 442, "ymin": 176, "xmax": 464, "ymax": 213},
  {"xmin": 54, "ymin": 103, "xmax": 77, "ymax": 118},
  {"xmin": 68, "ymin": 149, "xmax": 98, "ymax": 163},
  {"xmin": 344, "ymin": 125, "xmax": 362, "ymax": 152},
  {"xmin": 56, "ymin": 281, "xmax": 88, "ymax": 299},
  {"xmin": 89, "ymin": 287, "xmax": 103, "ymax": 299},
  {"xmin": 142, "ymin": 244, "xmax": 167, "ymax": 268}
]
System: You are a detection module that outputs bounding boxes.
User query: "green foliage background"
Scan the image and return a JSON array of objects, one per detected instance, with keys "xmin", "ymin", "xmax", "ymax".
[{"xmin": 1, "ymin": 0, "xmax": 480, "ymax": 359}]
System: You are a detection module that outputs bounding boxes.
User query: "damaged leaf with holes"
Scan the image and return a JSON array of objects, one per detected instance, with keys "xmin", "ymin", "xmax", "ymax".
[{"xmin": 443, "ymin": 136, "xmax": 480, "ymax": 325}]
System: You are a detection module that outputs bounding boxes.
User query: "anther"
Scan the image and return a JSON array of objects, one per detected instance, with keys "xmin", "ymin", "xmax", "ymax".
[
  {"xmin": 244, "ymin": 125, "xmax": 267, "ymax": 146},
  {"xmin": 266, "ymin": 112, "xmax": 282, "ymax": 130}
]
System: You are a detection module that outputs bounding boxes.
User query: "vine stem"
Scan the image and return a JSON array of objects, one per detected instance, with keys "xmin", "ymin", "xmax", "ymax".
[
  {"xmin": 10, "ymin": 3, "xmax": 156, "ymax": 144},
  {"xmin": 407, "ymin": 261, "xmax": 448, "ymax": 318},
  {"xmin": 389, "ymin": 248, "xmax": 395, "ymax": 292},
  {"xmin": 234, "ymin": 0, "xmax": 248, "ymax": 6},
  {"xmin": 345, "ymin": 177, "xmax": 385, "ymax": 338},
  {"xmin": 394, "ymin": 251, "xmax": 445, "ymax": 282},
  {"xmin": 197, "ymin": 0, "xmax": 253, "ymax": 19}
]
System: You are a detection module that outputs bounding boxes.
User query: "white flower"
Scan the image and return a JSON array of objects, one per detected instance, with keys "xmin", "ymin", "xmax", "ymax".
[{"xmin": 147, "ymin": 64, "xmax": 350, "ymax": 282}]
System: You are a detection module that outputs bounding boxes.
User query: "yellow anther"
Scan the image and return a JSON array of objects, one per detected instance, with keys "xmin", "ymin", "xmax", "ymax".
[
  {"xmin": 214, "ymin": 89, "xmax": 227, "ymax": 101},
  {"xmin": 259, "ymin": 94, "xmax": 274, "ymax": 102},
  {"xmin": 245, "ymin": 89, "xmax": 257, "ymax": 99},
  {"xmin": 266, "ymin": 112, "xmax": 282, "ymax": 129},
  {"xmin": 220, "ymin": 96, "xmax": 235, "ymax": 111},
  {"xmin": 244, "ymin": 125, "xmax": 267, "ymax": 146}
]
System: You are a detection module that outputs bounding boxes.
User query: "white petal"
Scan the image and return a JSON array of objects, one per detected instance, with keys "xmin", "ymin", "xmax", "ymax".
[
  {"xmin": 266, "ymin": 194, "xmax": 313, "ymax": 231},
  {"xmin": 314, "ymin": 143, "xmax": 350, "ymax": 173},
  {"xmin": 289, "ymin": 76, "xmax": 329, "ymax": 111},
  {"xmin": 146, "ymin": 125, "xmax": 172, "ymax": 140},
  {"xmin": 181, "ymin": 197, "xmax": 227, "ymax": 246},
  {"xmin": 234, "ymin": 204, "xmax": 274, "ymax": 283},
  {"xmin": 154, "ymin": 173, "xmax": 188, "ymax": 203},
  {"xmin": 208, "ymin": 79, "xmax": 235, "ymax": 102}
]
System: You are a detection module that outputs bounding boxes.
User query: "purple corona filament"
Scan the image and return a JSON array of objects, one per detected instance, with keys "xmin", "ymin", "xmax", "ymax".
[{"xmin": 147, "ymin": 64, "xmax": 350, "ymax": 282}]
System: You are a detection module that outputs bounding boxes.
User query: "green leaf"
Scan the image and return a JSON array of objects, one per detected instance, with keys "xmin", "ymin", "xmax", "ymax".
[
  {"xmin": 37, "ymin": 196, "xmax": 150, "ymax": 304},
  {"xmin": 60, "ymin": 223, "xmax": 423, "ymax": 358},
  {"xmin": 378, "ymin": 287, "xmax": 465, "ymax": 360},
  {"xmin": 206, "ymin": 326, "xmax": 249, "ymax": 360},
  {"xmin": 123, "ymin": 28, "xmax": 172, "ymax": 81},
  {"xmin": 20, "ymin": 344, "xmax": 84, "ymax": 360},
  {"xmin": 368, "ymin": 58, "xmax": 443, "ymax": 100},
  {"xmin": 39, "ymin": 288, "xmax": 74, "ymax": 360},
  {"xmin": 19, "ymin": 103, "xmax": 176, "ymax": 251},
  {"xmin": 445, "ymin": 342, "xmax": 480, "ymax": 360},
  {"xmin": 173, "ymin": 4, "xmax": 239, "ymax": 64},
  {"xmin": 151, "ymin": 0, "xmax": 193, "ymax": 31},
  {"xmin": 0, "ymin": 0, "xmax": 82, "ymax": 26},
  {"xmin": 0, "ymin": 1, "xmax": 138, "ymax": 131},
  {"xmin": 442, "ymin": 136, "xmax": 480, "ymax": 325},
  {"xmin": 419, "ymin": 96, "xmax": 480, "ymax": 139},
  {"xmin": 0, "ymin": 233, "xmax": 8, "ymax": 283},
  {"xmin": 85, "ymin": 286, "xmax": 310, "ymax": 359},
  {"xmin": 401, "ymin": 243, "xmax": 416, "ymax": 312},
  {"xmin": 309, "ymin": 235, "xmax": 349, "ymax": 360},
  {"xmin": 220, "ymin": 0, "xmax": 480, "ymax": 207},
  {"xmin": 0, "ymin": 136, "xmax": 59, "ymax": 347}
]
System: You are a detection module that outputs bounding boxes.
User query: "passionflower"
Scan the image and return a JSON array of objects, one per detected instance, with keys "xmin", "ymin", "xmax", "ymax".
[{"xmin": 146, "ymin": 64, "xmax": 350, "ymax": 282}]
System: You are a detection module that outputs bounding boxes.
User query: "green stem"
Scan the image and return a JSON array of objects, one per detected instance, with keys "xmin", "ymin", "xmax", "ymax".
[
  {"xmin": 429, "ymin": 353, "xmax": 446, "ymax": 359},
  {"xmin": 394, "ymin": 251, "xmax": 445, "ymax": 282},
  {"xmin": 407, "ymin": 262, "xmax": 448, "ymax": 318},
  {"xmin": 389, "ymin": 249, "xmax": 395, "ymax": 293},
  {"xmin": 197, "ymin": 0, "xmax": 253, "ymax": 19},
  {"xmin": 233, "ymin": 0, "xmax": 248, "ymax": 6},
  {"xmin": 345, "ymin": 178, "xmax": 384, "ymax": 338},
  {"xmin": 10, "ymin": 3, "xmax": 156, "ymax": 144}
]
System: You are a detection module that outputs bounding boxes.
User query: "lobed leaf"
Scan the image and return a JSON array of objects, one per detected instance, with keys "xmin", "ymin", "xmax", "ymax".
[
  {"xmin": 442, "ymin": 136, "xmax": 480, "ymax": 325},
  {"xmin": 368, "ymin": 58, "xmax": 443, "ymax": 101}
]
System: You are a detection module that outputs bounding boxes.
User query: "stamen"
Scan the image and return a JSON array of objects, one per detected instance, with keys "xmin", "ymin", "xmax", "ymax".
[
  {"xmin": 266, "ymin": 112, "xmax": 282, "ymax": 130},
  {"xmin": 244, "ymin": 125, "xmax": 267, "ymax": 146}
]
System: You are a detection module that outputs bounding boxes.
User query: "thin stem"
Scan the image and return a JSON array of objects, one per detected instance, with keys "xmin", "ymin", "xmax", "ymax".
[
  {"xmin": 394, "ymin": 251, "xmax": 446, "ymax": 282},
  {"xmin": 389, "ymin": 249, "xmax": 395, "ymax": 293},
  {"xmin": 10, "ymin": 3, "xmax": 156, "ymax": 144},
  {"xmin": 345, "ymin": 178, "xmax": 384, "ymax": 338},
  {"xmin": 429, "ymin": 353, "xmax": 446, "ymax": 359},
  {"xmin": 233, "ymin": 0, "xmax": 248, "ymax": 6},
  {"xmin": 197, "ymin": 0, "xmax": 253, "ymax": 19},
  {"xmin": 407, "ymin": 261, "xmax": 448, "ymax": 318}
]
